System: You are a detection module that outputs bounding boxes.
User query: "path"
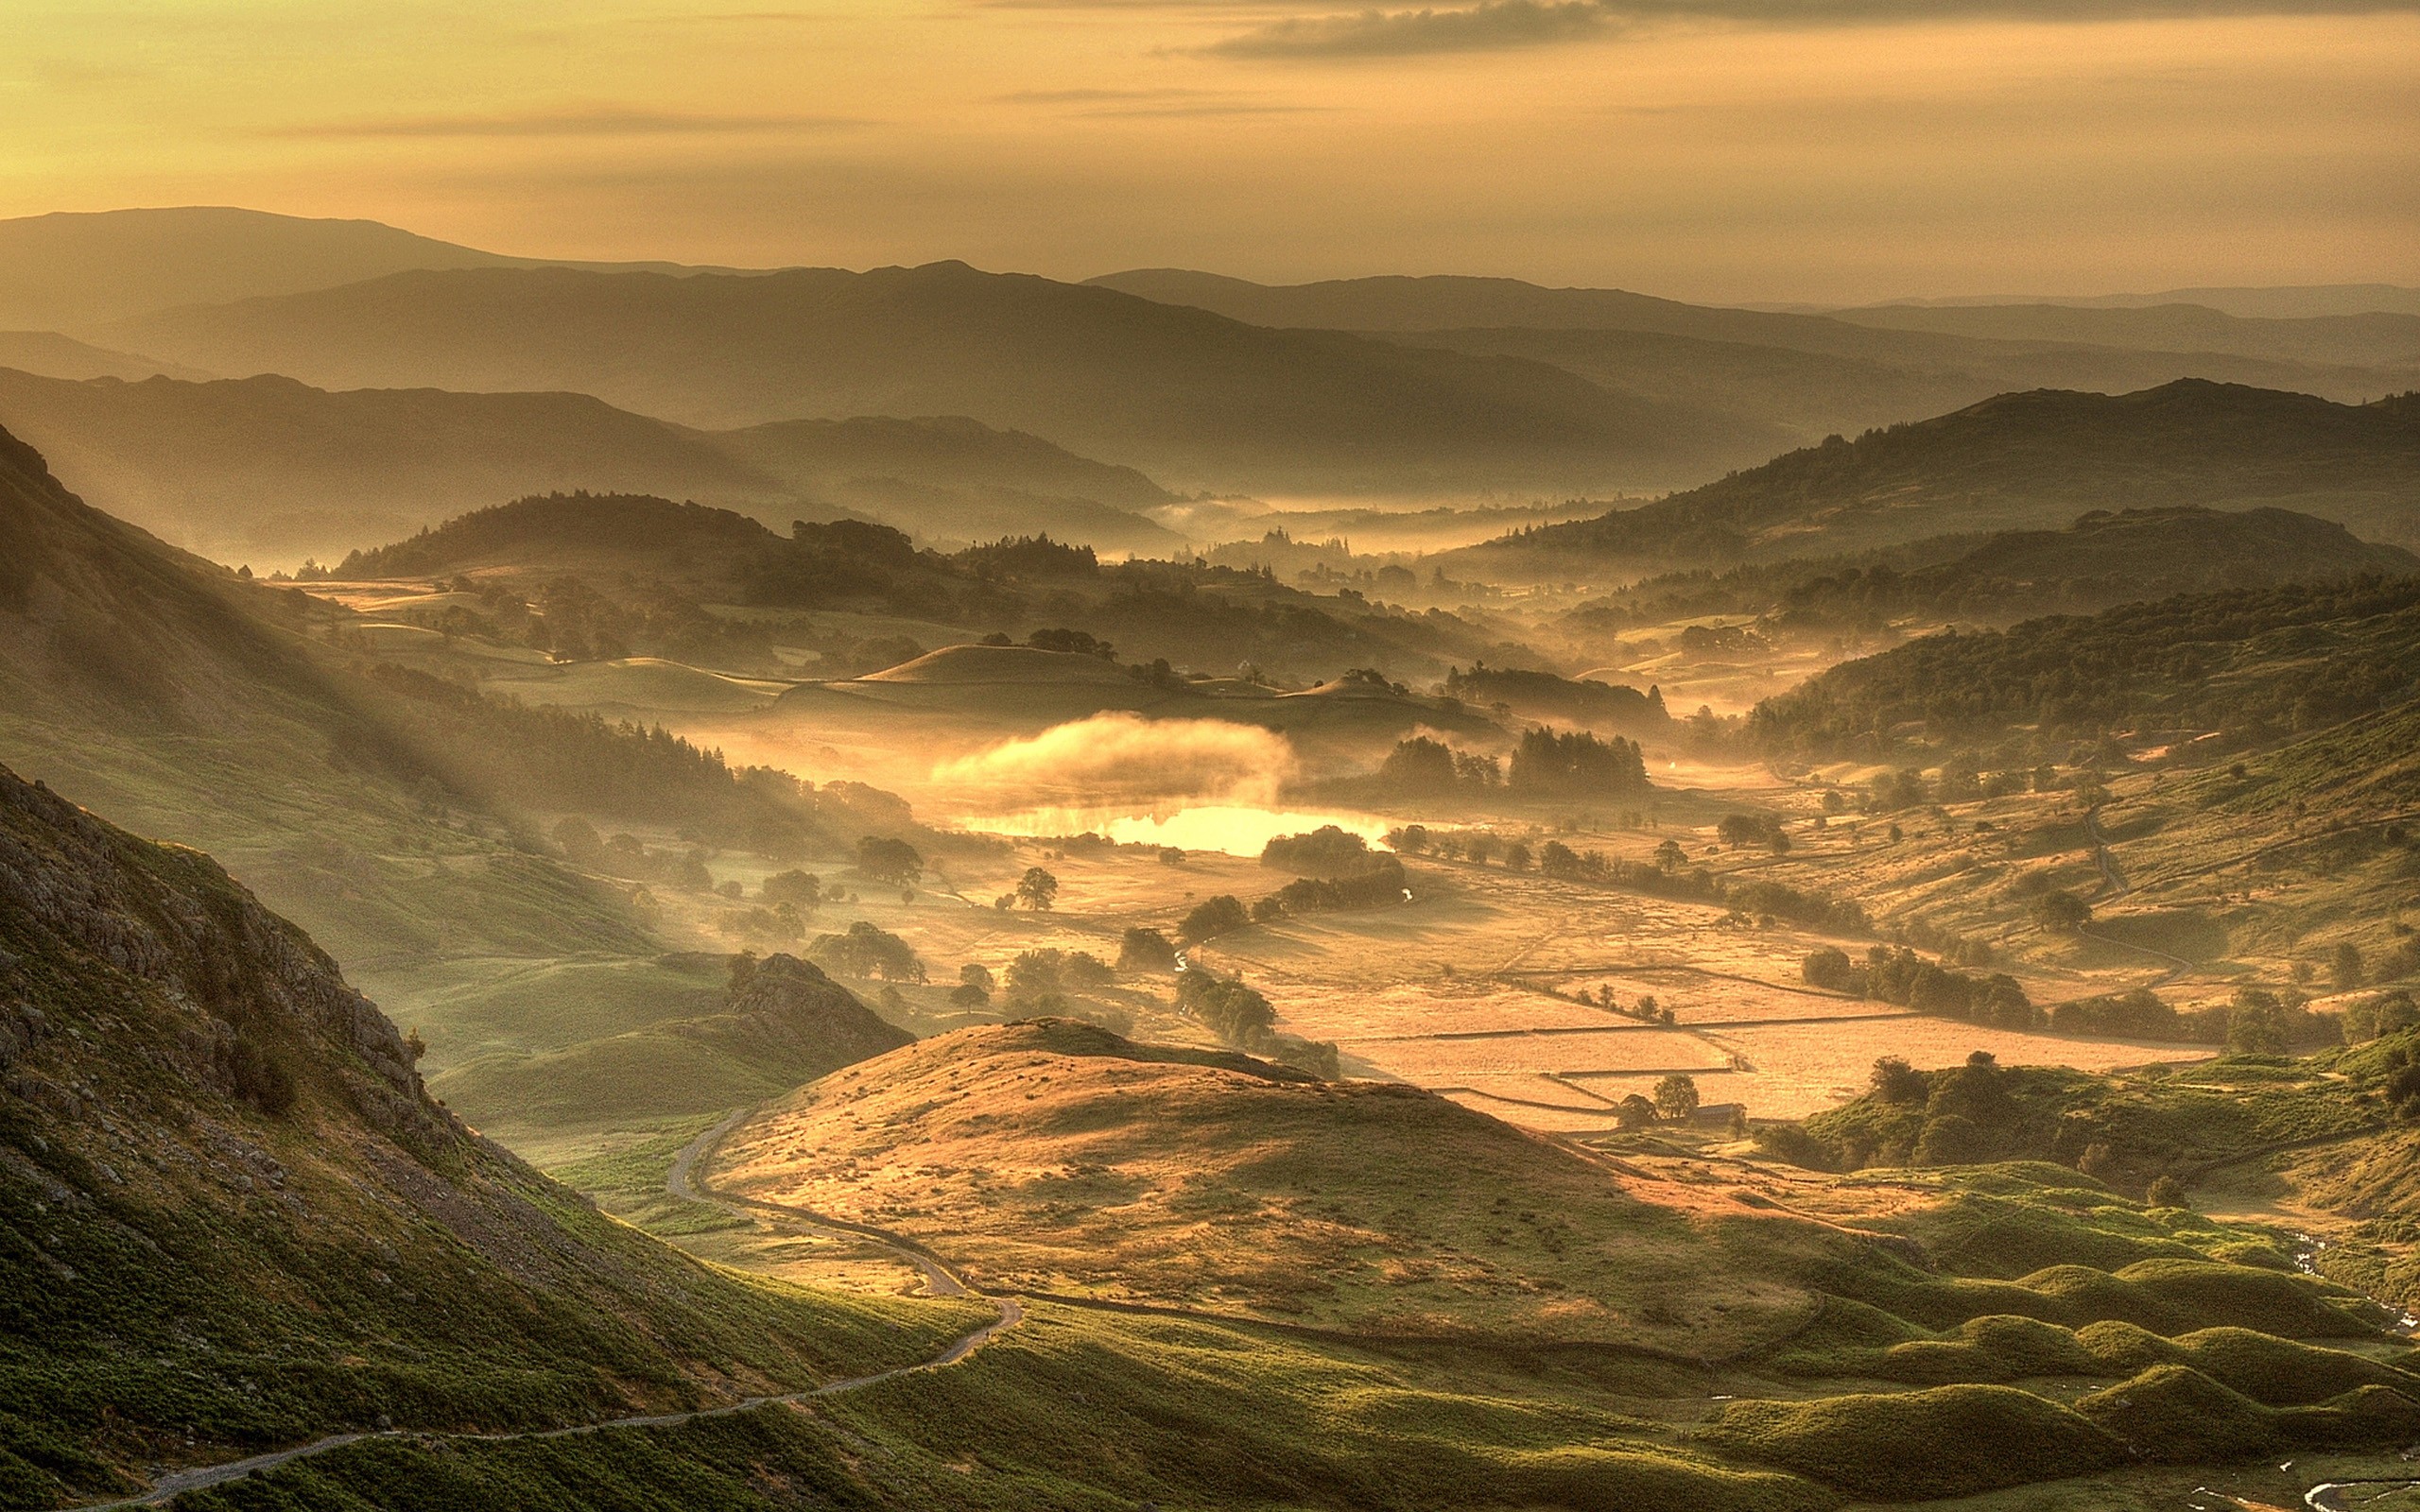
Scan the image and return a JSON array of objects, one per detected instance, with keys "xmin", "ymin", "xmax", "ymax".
[{"xmin": 78, "ymin": 1113, "xmax": 1022, "ymax": 1510}]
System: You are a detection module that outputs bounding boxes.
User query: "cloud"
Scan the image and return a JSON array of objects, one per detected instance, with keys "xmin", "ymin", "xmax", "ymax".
[
  {"xmin": 1205, "ymin": 0, "xmax": 1617, "ymax": 56},
  {"xmin": 268, "ymin": 107, "xmax": 865, "ymax": 140},
  {"xmin": 932, "ymin": 713, "xmax": 1298, "ymax": 807},
  {"xmin": 1203, "ymin": 0, "xmax": 2420, "ymax": 59},
  {"xmin": 995, "ymin": 86, "xmax": 1324, "ymax": 115}
]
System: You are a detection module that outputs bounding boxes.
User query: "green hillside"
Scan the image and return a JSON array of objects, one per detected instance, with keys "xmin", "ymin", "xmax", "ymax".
[
  {"xmin": 0, "ymin": 762, "xmax": 972, "ymax": 1507},
  {"xmin": 1567, "ymin": 507, "xmax": 2418, "ymax": 634},
  {"xmin": 1745, "ymin": 576, "xmax": 2420, "ymax": 761}
]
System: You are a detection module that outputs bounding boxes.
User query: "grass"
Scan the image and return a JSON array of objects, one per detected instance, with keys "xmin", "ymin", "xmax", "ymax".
[
  {"xmin": 1698, "ymin": 1384, "xmax": 2123, "ymax": 1502},
  {"xmin": 710, "ymin": 1019, "xmax": 1854, "ymax": 1353}
]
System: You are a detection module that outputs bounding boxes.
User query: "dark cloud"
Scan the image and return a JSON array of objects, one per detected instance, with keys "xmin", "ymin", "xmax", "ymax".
[
  {"xmin": 269, "ymin": 108, "xmax": 866, "ymax": 140},
  {"xmin": 1204, "ymin": 0, "xmax": 2420, "ymax": 60}
]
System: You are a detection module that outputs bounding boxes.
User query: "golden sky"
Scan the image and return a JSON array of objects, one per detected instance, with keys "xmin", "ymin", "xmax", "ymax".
[{"xmin": 4, "ymin": 0, "xmax": 2415, "ymax": 302}]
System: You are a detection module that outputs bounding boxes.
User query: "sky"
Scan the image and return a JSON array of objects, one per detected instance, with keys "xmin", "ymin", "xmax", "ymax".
[{"xmin": 3, "ymin": 0, "xmax": 2415, "ymax": 304}]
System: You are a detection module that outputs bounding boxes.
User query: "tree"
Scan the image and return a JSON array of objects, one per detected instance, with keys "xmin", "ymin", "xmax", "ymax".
[
  {"xmin": 2226, "ymin": 988, "xmax": 2292, "ymax": 1056},
  {"xmin": 1117, "ymin": 927, "xmax": 1176, "ymax": 973},
  {"xmin": 1178, "ymin": 895, "xmax": 1251, "ymax": 946},
  {"xmin": 856, "ymin": 835, "xmax": 925, "ymax": 885},
  {"xmin": 2032, "ymin": 889, "xmax": 2092, "ymax": 936},
  {"xmin": 1503, "ymin": 841, "xmax": 1532, "ymax": 871},
  {"xmin": 2334, "ymin": 942, "xmax": 2366, "ymax": 992},
  {"xmin": 1616, "ymin": 1094, "xmax": 1658, "ymax": 1130},
  {"xmin": 1803, "ymin": 947, "xmax": 1858, "ymax": 994},
  {"xmin": 1653, "ymin": 839, "xmax": 1686, "ymax": 872},
  {"xmin": 761, "ymin": 868, "xmax": 821, "ymax": 908},
  {"xmin": 1869, "ymin": 1056, "xmax": 1927, "ymax": 1104},
  {"xmin": 2147, "ymin": 1174, "xmax": 2189, "ymax": 1209},
  {"xmin": 958, "ymin": 962, "xmax": 994, "ymax": 1000},
  {"xmin": 1653, "ymin": 1074, "xmax": 1701, "ymax": 1122},
  {"xmin": 805, "ymin": 920, "xmax": 926, "ymax": 982},
  {"xmin": 2346, "ymin": 990, "xmax": 2420, "ymax": 1043},
  {"xmin": 1015, "ymin": 867, "xmax": 1060, "ymax": 911}
]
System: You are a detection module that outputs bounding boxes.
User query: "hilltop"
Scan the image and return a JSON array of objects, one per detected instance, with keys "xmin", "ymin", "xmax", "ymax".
[
  {"xmin": 0, "ymin": 764, "xmax": 967, "ymax": 1504},
  {"xmin": 1465, "ymin": 381, "xmax": 2420, "ymax": 575},
  {"xmin": 104, "ymin": 262, "xmax": 1773, "ymax": 493}
]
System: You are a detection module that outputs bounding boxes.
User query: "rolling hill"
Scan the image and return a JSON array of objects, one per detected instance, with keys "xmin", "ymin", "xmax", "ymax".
[
  {"xmin": 1567, "ymin": 507, "xmax": 2420, "ymax": 635},
  {"xmin": 1463, "ymin": 381, "xmax": 2420, "ymax": 576},
  {"xmin": 431, "ymin": 952, "xmax": 914, "ymax": 1139},
  {"xmin": 1744, "ymin": 576, "xmax": 2420, "ymax": 762},
  {"xmin": 0, "ymin": 762, "xmax": 969, "ymax": 1505},
  {"xmin": 103, "ymin": 262, "xmax": 1782, "ymax": 493},
  {"xmin": 0, "ymin": 367, "xmax": 1188, "ymax": 565}
]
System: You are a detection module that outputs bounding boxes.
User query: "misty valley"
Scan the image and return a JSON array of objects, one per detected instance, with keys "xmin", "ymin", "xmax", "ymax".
[{"xmin": 1, "ymin": 208, "xmax": 2418, "ymax": 1512}]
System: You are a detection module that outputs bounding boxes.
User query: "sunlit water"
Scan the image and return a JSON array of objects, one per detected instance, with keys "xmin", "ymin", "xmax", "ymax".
[{"xmin": 961, "ymin": 804, "xmax": 1395, "ymax": 858}]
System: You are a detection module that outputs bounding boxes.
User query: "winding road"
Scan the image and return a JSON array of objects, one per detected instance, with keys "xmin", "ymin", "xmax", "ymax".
[{"xmin": 75, "ymin": 1110, "xmax": 1023, "ymax": 1511}]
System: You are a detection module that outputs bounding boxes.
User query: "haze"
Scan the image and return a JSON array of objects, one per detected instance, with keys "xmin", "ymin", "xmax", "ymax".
[{"xmin": 5, "ymin": 1, "xmax": 2415, "ymax": 301}]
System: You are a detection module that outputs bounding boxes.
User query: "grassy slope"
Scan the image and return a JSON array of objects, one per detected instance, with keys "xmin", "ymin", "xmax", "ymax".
[{"xmin": 0, "ymin": 765, "xmax": 977, "ymax": 1508}]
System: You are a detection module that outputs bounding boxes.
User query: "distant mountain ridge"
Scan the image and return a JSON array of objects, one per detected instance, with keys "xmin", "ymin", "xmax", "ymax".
[
  {"xmin": 1461, "ymin": 381, "xmax": 2420, "ymax": 573},
  {"xmin": 0, "ymin": 206, "xmax": 736, "ymax": 330},
  {"xmin": 103, "ymin": 262, "xmax": 1789, "ymax": 494},
  {"xmin": 0, "ymin": 367, "xmax": 1185, "ymax": 564}
]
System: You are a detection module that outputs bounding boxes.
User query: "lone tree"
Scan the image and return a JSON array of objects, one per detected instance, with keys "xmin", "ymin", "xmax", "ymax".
[
  {"xmin": 1652, "ymin": 839, "xmax": 1687, "ymax": 872},
  {"xmin": 856, "ymin": 835, "xmax": 925, "ymax": 885},
  {"xmin": 1117, "ymin": 926, "xmax": 1176, "ymax": 973},
  {"xmin": 1653, "ymin": 1074, "xmax": 1701, "ymax": 1123},
  {"xmin": 2032, "ymin": 888, "xmax": 2092, "ymax": 936},
  {"xmin": 761, "ymin": 869, "xmax": 821, "ymax": 908},
  {"xmin": 1015, "ymin": 867, "xmax": 1060, "ymax": 911},
  {"xmin": 951, "ymin": 962, "xmax": 994, "ymax": 1006}
]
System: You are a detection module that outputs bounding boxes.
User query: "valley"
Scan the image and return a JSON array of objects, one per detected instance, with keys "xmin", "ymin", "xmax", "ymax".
[{"xmin": 1, "ymin": 204, "xmax": 2418, "ymax": 1512}]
